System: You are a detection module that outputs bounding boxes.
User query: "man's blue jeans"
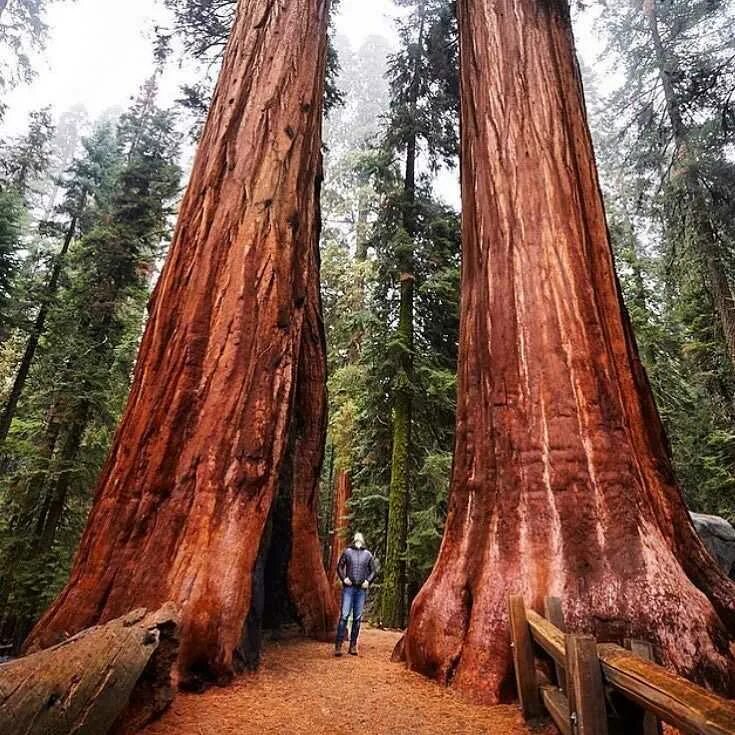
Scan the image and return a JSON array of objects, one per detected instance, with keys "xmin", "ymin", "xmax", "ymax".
[{"xmin": 336, "ymin": 585, "xmax": 367, "ymax": 646}]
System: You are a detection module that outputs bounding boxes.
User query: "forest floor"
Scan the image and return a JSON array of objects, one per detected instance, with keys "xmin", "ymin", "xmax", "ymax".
[{"xmin": 142, "ymin": 627, "xmax": 555, "ymax": 735}]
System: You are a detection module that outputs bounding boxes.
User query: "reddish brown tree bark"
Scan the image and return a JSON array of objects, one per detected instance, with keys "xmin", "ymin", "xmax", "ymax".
[
  {"xmin": 287, "ymin": 265, "xmax": 338, "ymax": 636},
  {"xmin": 327, "ymin": 469, "xmax": 352, "ymax": 583},
  {"xmin": 404, "ymin": 0, "xmax": 735, "ymax": 704},
  {"xmin": 25, "ymin": 0, "xmax": 336, "ymax": 684}
]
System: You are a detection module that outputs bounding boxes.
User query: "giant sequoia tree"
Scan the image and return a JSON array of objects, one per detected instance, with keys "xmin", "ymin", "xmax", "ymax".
[
  {"xmin": 404, "ymin": 0, "xmax": 735, "ymax": 703},
  {"xmin": 25, "ymin": 0, "xmax": 337, "ymax": 685}
]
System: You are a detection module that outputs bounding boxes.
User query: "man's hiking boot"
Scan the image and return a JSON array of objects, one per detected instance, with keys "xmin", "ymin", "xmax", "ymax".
[
  {"xmin": 335, "ymin": 642, "xmax": 343, "ymax": 657},
  {"xmin": 348, "ymin": 645, "xmax": 358, "ymax": 656}
]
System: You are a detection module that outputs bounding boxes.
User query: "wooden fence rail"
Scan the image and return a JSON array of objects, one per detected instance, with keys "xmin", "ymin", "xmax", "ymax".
[{"xmin": 508, "ymin": 594, "xmax": 735, "ymax": 735}]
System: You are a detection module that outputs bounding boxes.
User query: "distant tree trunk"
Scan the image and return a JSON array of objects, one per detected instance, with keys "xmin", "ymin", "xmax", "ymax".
[
  {"xmin": 328, "ymin": 469, "xmax": 352, "ymax": 582},
  {"xmin": 0, "ymin": 411, "xmax": 89, "ymax": 651},
  {"xmin": 404, "ymin": 0, "xmax": 735, "ymax": 703},
  {"xmin": 35, "ymin": 404, "xmax": 90, "ymax": 553},
  {"xmin": 0, "ymin": 405, "xmax": 61, "ymax": 640},
  {"xmin": 703, "ymin": 245, "xmax": 735, "ymax": 364},
  {"xmin": 25, "ymin": 0, "xmax": 335, "ymax": 686},
  {"xmin": 355, "ymin": 191, "xmax": 369, "ymax": 262},
  {"xmin": 642, "ymin": 0, "xmax": 735, "ymax": 371},
  {"xmin": 347, "ymin": 191, "xmax": 370, "ymax": 361},
  {"xmin": 322, "ymin": 442, "xmax": 336, "ymax": 560},
  {"xmin": 0, "ymin": 209, "xmax": 81, "ymax": 445},
  {"xmin": 381, "ymin": 1, "xmax": 425, "ymax": 630}
]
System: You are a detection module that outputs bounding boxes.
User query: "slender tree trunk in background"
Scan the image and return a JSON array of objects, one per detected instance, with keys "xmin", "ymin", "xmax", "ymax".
[
  {"xmin": 30, "ymin": 412, "xmax": 61, "ymax": 536},
  {"xmin": 1, "ymin": 408, "xmax": 91, "ymax": 650},
  {"xmin": 642, "ymin": 0, "xmax": 735, "ymax": 371},
  {"xmin": 36, "ymin": 405, "xmax": 90, "ymax": 553},
  {"xmin": 381, "ymin": 1, "xmax": 425, "ymax": 630},
  {"xmin": 404, "ymin": 0, "xmax": 735, "ymax": 703},
  {"xmin": 25, "ymin": 0, "xmax": 335, "ymax": 685},
  {"xmin": 355, "ymin": 191, "xmax": 369, "ymax": 262},
  {"xmin": 704, "ymin": 246, "xmax": 735, "ymax": 363},
  {"xmin": 0, "ymin": 210, "xmax": 80, "ymax": 446},
  {"xmin": 382, "ymin": 273, "xmax": 412, "ymax": 627},
  {"xmin": 328, "ymin": 469, "xmax": 352, "ymax": 582},
  {"xmin": 347, "ymin": 192, "xmax": 370, "ymax": 361},
  {"xmin": 615, "ymin": 208, "xmax": 656, "ymax": 366},
  {"xmin": 322, "ymin": 443, "xmax": 336, "ymax": 561}
]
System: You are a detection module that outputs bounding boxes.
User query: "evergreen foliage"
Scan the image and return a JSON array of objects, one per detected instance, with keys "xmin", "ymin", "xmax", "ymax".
[
  {"xmin": 0, "ymin": 189, "xmax": 21, "ymax": 338},
  {"xmin": 0, "ymin": 81, "xmax": 181, "ymax": 648},
  {"xmin": 588, "ymin": 0, "xmax": 735, "ymax": 521},
  {"xmin": 0, "ymin": 108, "xmax": 55, "ymax": 348},
  {"xmin": 318, "ymin": 0, "xmax": 460, "ymax": 627}
]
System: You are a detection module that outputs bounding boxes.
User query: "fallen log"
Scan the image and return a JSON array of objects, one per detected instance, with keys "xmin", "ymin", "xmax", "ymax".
[{"xmin": 0, "ymin": 604, "xmax": 180, "ymax": 735}]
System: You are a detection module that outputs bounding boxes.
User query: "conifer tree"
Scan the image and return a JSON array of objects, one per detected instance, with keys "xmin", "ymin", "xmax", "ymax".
[
  {"xmin": 0, "ymin": 121, "xmax": 101, "ymax": 445},
  {"xmin": 592, "ymin": 0, "xmax": 735, "ymax": 519},
  {"xmin": 404, "ymin": 0, "xmax": 735, "ymax": 701},
  {"xmin": 378, "ymin": 0, "xmax": 458, "ymax": 628},
  {"xmin": 0, "ymin": 108, "xmax": 55, "ymax": 347},
  {"xmin": 25, "ymin": 0, "xmax": 336, "ymax": 683},
  {"xmin": 601, "ymin": 0, "xmax": 735, "ymax": 368},
  {"xmin": 0, "ymin": 191, "xmax": 22, "ymax": 347}
]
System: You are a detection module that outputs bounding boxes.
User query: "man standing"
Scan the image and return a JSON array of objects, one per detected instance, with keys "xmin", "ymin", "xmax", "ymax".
[{"xmin": 335, "ymin": 532, "xmax": 377, "ymax": 656}]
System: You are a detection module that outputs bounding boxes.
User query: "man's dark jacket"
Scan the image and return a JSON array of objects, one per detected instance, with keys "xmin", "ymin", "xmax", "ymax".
[{"xmin": 337, "ymin": 545, "xmax": 377, "ymax": 587}]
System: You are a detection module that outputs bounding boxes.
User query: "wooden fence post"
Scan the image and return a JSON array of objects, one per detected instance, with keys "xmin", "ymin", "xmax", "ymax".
[
  {"xmin": 544, "ymin": 596, "xmax": 567, "ymax": 692},
  {"xmin": 509, "ymin": 594, "xmax": 543, "ymax": 719},
  {"xmin": 625, "ymin": 639, "xmax": 663, "ymax": 735},
  {"xmin": 566, "ymin": 634, "xmax": 609, "ymax": 735}
]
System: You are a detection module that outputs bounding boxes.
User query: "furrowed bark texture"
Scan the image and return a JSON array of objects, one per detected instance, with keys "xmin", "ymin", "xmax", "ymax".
[
  {"xmin": 328, "ymin": 470, "xmax": 352, "ymax": 584},
  {"xmin": 1, "ymin": 606, "xmax": 179, "ymax": 735},
  {"xmin": 404, "ymin": 0, "xmax": 735, "ymax": 704},
  {"xmin": 25, "ymin": 0, "xmax": 335, "ymax": 683},
  {"xmin": 287, "ymin": 260, "xmax": 338, "ymax": 638}
]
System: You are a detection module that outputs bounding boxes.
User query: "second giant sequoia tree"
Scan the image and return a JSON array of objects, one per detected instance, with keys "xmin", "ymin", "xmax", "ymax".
[
  {"xmin": 404, "ymin": 0, "xmax": 735, "ymax": 703},
  {"xmin": 24, "ymin": 0, "xmax": 337, "ymax": 684}
]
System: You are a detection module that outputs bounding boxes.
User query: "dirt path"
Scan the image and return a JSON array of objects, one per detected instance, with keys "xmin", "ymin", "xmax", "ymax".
[{"xmin": 143, "ymin": 627, "xmax": 554, "ymax": 735}]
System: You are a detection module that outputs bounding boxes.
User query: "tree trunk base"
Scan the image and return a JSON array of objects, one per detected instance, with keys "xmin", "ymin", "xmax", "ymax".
[
  {"xmin": 1, "ymin": 605, "xmax": 179, "ymax": 735},
  {"xmin": 405, "ymin": 521, "xmax": 735, "ymax": 703}
]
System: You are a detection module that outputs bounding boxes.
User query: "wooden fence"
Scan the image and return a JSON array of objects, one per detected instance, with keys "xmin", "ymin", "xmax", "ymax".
[{"xmin": 508, "ymin": 594, "xmax": 735, "ymax": 735}]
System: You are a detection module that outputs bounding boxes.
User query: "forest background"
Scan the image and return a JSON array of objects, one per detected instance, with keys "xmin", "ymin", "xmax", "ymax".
[{"xmin": 0, "ymin": 0, "xmax": 734, "ymax": 648}]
